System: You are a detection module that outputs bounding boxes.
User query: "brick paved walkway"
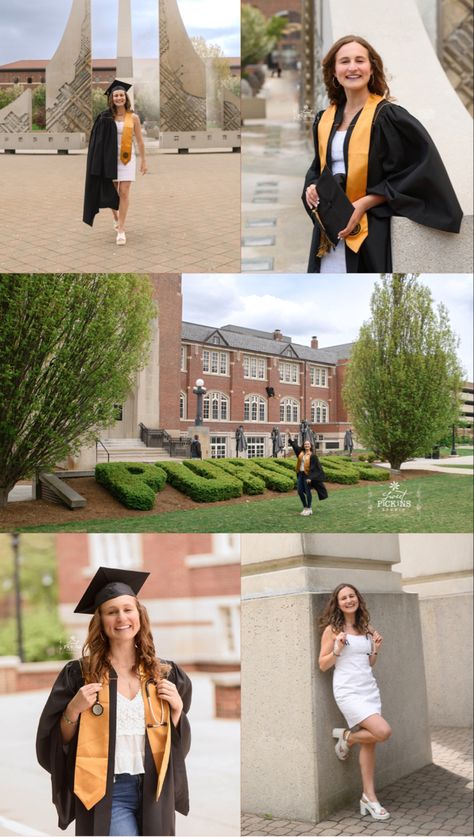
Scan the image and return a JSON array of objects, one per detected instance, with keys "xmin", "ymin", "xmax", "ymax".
[
  {"xmin": 0, "ymin": 148, "xmax": 240, "ymax": 273},
  {"xmin": 242, "ymin": 727, "xmax": 473, "ymax": 836}
]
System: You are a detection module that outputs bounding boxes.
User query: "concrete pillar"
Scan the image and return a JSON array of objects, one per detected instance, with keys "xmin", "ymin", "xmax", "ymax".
[
  {"xmin": 0, "ymin": 88, "xmax": 32, "ymax": 132},
  {"xmin": 117, "ymin": 0, "xmax": 134, "ymax": 107},
  {"xmin": 242, "ymin": 534, "xmax": 432, "ymax": 823},
  {"xmin": 399, "ymin": 534, "xmax": 473, "ymax": 727},
  {"xmin": 159, "ymin": 0, "xmax": 206, "ymax": 131},
  {"xmin": 46, "ymin": 0, "xmax": 92, "ymax": 133}
]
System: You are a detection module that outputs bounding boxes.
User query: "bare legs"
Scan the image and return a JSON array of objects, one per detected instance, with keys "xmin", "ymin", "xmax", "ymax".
[
  {"xmin": 347, "ymin": 714, "xmax": 391, "ymax": 804},
  {"xmin": 111, "ymin": 181, "xmax": 132, "ymax": 233}
]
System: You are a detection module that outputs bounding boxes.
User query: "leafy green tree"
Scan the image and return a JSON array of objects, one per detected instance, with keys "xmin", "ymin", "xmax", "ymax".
[
  {"xmin": 241, "ymin": 4, "xmax": 287, "ymax": 69},
  {"xmin": 0, "ymin": 85, "xmax": 22, "ymax": 110},
  {"xmin": 32, "ymin": 84, "xmax": 46, "ymax": 129},
  {"xmin": 92, "ymin": 87, "xmax": 107, "ymax": 121},
  {"xmin": 343, "ymin": 274, "xmax": 464, "ymax": 470},
  {"xmin": 0, "ymin": 274, "xmax": 155, "ymax": 506}
]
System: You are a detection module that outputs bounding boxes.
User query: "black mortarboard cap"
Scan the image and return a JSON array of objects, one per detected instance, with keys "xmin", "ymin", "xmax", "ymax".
[
  {"xmin": 74, "ymin": 566, "xmax": 150, "ymax": 614},
  {"xmin": 104, "ymin": 79, "xmax": 132, "ymax": 97}
]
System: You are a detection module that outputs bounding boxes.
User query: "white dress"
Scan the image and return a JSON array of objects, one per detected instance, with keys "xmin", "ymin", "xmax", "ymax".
[
  {"xmin": 332, "ymin": 633, "xmax": 381, "ymax": 728},
  {"xmin": 116, "ymin": 118, "xmax": 136, "ymax": 182},
  {"xmin": 319, "ymin": 130, "xmax": 347, "ymax": 274}
]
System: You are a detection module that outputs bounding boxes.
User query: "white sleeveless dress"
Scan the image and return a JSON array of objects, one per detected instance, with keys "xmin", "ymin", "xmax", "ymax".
[
  {"xmin": 332, "ymin": 633, "xmax": 381, "ymax": 728},
  {"xmin": 116, "ymin": 118, "xmax": 136, "ymax": 182},
  {"xmin": 319, "ymin": 130, "xmax": 347, "ymax": 274}
]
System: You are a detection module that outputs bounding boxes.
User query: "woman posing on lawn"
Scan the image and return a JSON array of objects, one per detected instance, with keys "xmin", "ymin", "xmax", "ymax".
[
  {"xmin": 287, "ymin": 431, "xmax": 328, "ymax": 516},
  {"xmin": 319, "ymin": 583, "xmax": 391, "ymax": 821}
]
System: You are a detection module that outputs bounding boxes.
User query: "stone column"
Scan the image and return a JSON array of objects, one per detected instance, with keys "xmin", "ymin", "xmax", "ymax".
[
  {"xmin": 242, "ymin": 534, "xmax": 432, "ymax": 823},
  {"xmin": 46, "ymin": 0, "xmax": 92, "ymax": 133},
  {"xmin": 117, "ymin": 0, "xmax": 134, "ymax": 107}
]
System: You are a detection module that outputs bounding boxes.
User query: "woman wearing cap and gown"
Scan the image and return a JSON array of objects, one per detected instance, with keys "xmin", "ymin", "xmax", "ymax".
[
  {"xmin": 83, "ymin": 80, "xmax": 147, "ymax": 245},
  {"xmin": 36, "ymin": 568, "xmax": 191, "ymax": 836},
  {"xmin": 302, "ymin": 35, "xmax": 463, "ymax": 273}
]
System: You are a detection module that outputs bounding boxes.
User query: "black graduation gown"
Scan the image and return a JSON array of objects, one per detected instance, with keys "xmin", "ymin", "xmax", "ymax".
[
  {"xmin": 83, "ymin": 109, "xmax": 120, "ymax": 227},
  {"xmin": 36, "ymin": 659, "xmax": 191, "ymax": 836},
  {"xmin": 288, "ymin": 440, "xmax": 329, "ymax": 500},
  {"xmin": 302, "ymin": 101, "xmax": 463, "ymax": 273}
]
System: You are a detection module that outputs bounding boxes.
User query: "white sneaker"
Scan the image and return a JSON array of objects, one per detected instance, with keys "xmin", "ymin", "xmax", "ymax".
[
  {"xmin": 116, "ymin": 231, "xmax": 126, "ymax": 245},
  {"xmin": 300, "ymin": 508, "xmax": 309, "ymax": 515},
  {"xmin": 306, "ymin": 508, "xmax": 313, "ymax": 515}
]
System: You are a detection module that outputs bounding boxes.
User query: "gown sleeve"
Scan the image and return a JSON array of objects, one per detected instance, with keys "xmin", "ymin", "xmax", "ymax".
[
  {"xmin": 367, "ymin": 103, "xmax": 463, "ymax": 233},
  {"xmin": 36, "ymin": 660, "xmax": 83, "ymax": 830},
  {"xmin": 302, "ymin": 111, "xmax": 324, "ymax": 221},
  {"xmin": 168, "ymin": 661, "xmax": 192, "ymax": 815}
]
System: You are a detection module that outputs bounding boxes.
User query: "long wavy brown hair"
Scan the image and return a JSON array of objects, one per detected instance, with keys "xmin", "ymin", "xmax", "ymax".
[
  {"xmin": 319, "ymin": 583, "xmax": 371, "ymax": 635},
  {"xmin": 322, "ymin": 35, "xmax": 391, "ymax": 105},
  {"xmin": 81, "ymin": 599, "xmax": 171, "ymax": 684}
]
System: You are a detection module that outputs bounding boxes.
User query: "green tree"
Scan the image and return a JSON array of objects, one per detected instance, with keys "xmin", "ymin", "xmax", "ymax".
[
  {"xmin": 241, "ymin": 4, "xmax": 287, "ymax": 69},
  {"xmin": 0, "ymin": 85, "xmax": 23, "ymax": 110},
  {"xmin": 342, "ymin": 274, "xmax": 464, "ymax": 470},
  {"xmin": 0, "ymin": 274, "xmax": 155, "ymax": 506},
  {"xmin": 32, "ymin": 84, "xmax": 46, "ymax": 129}
]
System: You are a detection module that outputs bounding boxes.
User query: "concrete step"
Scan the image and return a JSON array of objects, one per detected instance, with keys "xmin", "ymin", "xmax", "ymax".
[{"xmin": 96, "ymin": 448, "xmax": 185, "ymax": 463}]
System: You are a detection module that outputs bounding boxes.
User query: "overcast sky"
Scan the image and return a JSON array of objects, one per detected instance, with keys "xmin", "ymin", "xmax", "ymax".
[
  {"xmin": 182, "ymin": 274, "xmax": 474, "ymax": 380},
  {"xmin": 0, "ymin": 0, "xmax": 240, "ymax": 64}
]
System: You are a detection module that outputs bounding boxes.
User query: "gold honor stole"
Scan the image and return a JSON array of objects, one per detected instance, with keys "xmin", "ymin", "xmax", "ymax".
[
  {"xmin": 74, "ymin": 674, "xmax": 171, "ymax": 810},
  {"xmin": 119, "ymin": 111, "xmax": 134, "ymax": 165},
  {"xmin": 317, "ymin": 93, "xmax": 384, "ymax": 253},
  {"xmin": 296, "ymin": 452, "xmax": 311, "ymax": 475}
]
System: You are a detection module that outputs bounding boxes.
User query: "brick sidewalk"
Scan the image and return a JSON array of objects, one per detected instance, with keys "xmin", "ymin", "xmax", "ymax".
[
  {"xmin": 0, "ymin": 150, "xmax": 240, "ymax": 273},
  {"xmin": 242, "ymin": 727, "xmax": 473, "ymax": 836}
]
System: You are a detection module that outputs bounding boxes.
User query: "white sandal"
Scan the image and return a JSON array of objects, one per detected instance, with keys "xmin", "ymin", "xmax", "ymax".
[
  {"xmin": 332, "ymin": 728, "xmax": 350, "ymax": 760},
  {"xmin": 116, "ymin": 231, "xmax": 126, "ymax": 245},
  {"xmin": 360, "ymin": 794, "xmax": 390, "ymax": 821}
]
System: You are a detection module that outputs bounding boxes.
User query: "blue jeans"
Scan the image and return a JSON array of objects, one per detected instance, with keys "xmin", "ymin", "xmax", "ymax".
[
  {"xmin": 297, "ymin": 471, "xmax": 312, "ymax": 508},
  {"xmin": 109, "ymin": 773, "xmax": 142, "ymax": 836}
]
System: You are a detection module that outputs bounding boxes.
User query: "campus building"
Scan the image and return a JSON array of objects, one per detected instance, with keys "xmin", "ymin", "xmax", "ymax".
[{"xmin": 84, "ymin": 274, "xmax": 353, "ymax": 467}]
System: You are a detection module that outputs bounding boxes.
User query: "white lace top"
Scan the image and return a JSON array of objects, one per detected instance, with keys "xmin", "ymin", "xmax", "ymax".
[{"xmin": 114, "ymin": 689, "xmax": 146, "ymax": 775}]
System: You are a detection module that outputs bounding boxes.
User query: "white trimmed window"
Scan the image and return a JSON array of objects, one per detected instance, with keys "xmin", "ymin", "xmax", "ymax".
[
  {"xmin": 180, "ymin": 346, "xmax": 187, "ymax": 372},
  {"xmin": 202, "ymin": 349, "xmax": 229, "ymax": 375},
  {"xmin": 310, "ymin": 366, "xmax": 328, "ymax": 386},
  {"xmin": 203, "ymin": 391, "xmax": 229, "ymax": 421},
  {"xmin": 280, "ymin": 397, "xmax": 299, "ymax": 423},
  {"xmin": 311, "ymin": 400, "xmax": 329, "ymax": 423},
  {"xmin": 210, "ymin": 436, "xmax": 227, "ymax": 458},
  {"xmin": 243, "ymin": 354, "xmax": 267, "ymax": 380},
  {"xmin": 247, "ymin": 436, "xmax": 265, "ymax": 457},
  {"xmin": 179, "ymin": 392, "xmax": 186, "ymax": 419},
  {"xmin": 279, "ymin": 361, "xmax": 299, "ymax": 384},
  {"xmin": 88, "ymin": 535, "xmax": 142, "ymax": 571},
  {"xmin": 244, "ymin": 395, "xmax": 266, "ymax": 422}
]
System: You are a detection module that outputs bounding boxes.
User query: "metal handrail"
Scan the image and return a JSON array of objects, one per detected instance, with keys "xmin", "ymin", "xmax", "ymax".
[{"xmin": 96, "ymin": 438, "xmax": 110, "ymax": 462}]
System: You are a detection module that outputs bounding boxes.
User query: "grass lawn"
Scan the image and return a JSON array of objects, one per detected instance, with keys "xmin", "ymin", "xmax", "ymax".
[
  {"xmin": 16, "ymin": 474, "xmax": 472, "ymax": 534},
  {"xmin": 439, "ymin": 447, "xmax": 473, "ymax": 457}
]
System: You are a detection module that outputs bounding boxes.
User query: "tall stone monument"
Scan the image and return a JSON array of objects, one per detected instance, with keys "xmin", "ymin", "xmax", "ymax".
[
  {"xmin": 46, "ymin": 0, "xmax": 92, "ymax": 133},
  {"xmin": 117, "ymin": 0, "xmax": 134, "ymax": 107},
  {"xmin": 159, "ymin": 0, "xmax": 240, "ymax": 149},
  {"xmin": 0, "ymin": 89, "xmax": 32, "ymax": 133},
  {"xmin": 242, "ymin": 534, "xmax": 432, "ymax": 823}
]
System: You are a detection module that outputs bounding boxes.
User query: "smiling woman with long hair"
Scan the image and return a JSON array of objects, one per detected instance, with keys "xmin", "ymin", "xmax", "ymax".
[
  {"xmin": 36, "ymin": 568, "xmax": 191, "ymax": 837},
  {"xmin": 319, "ymin": 583, "xmax": 391, "ymax": 822},
  {"xmin": 303, "ymin": 35, "xmax": 462, "ymax": 273}
]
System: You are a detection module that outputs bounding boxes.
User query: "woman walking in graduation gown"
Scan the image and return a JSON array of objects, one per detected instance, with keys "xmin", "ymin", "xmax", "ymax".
[
  {"xmin": 303, "ymin": 35, "xmax": 463, "ymax": 273},
  {"xmin": 83, "ymin": 80, "xmax": 147, "ymax": 245},
  {"xmin": 36, "ymin": 567, "xmax": 191, "ymax": 836}
]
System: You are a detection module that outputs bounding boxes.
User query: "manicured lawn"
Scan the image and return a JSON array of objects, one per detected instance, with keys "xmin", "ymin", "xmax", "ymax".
[
  {"xmin": 16, "ymin": 474, "xmax": 472, "ymax": 534},
  {"xmin": 435, "ymin": 463, "xmax": 474, "ymax": 470},
  {"xmin": 439, "ymin": 447, "xmax": 473, "ymax": 457}
]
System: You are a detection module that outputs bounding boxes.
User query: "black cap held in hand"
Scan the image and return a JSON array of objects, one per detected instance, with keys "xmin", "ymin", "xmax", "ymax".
[{"xmin": 74, "ymin": 567, "xmax": 150, "ymax": 614}]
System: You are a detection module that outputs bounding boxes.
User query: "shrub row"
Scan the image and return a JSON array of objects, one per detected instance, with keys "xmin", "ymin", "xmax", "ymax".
[
  {"xmin": 227, "ymin": 458, "xmax": 295, "ymax": 492},
  {"xmin": 211, "ymin": 459, "xmax": 265, "ymax": 494},
  {"xmin": 159, "ymin": 460, "xmax": 242, "ymax": 503},
  {"xmin": 95, "ymin": 462, "xmax": 166, "ymax": 510}
]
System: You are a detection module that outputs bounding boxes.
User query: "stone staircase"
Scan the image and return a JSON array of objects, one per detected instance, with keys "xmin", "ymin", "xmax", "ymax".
[{"xmin": 96, "ymin": 438, "xmax": 183, "ymax": 464}]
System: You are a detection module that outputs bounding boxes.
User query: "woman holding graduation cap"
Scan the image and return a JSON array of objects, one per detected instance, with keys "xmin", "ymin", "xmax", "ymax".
[
  {"xmin": 83, "ymin": 80, "xmax": 147, "ymax": 245},
  {"xmin": 303, "ymin": 35, "xmax": 463, "ymax": 273},
  {"xmin": 36, "ymin": 567, "xmax": 191, "ymax": 836}
]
